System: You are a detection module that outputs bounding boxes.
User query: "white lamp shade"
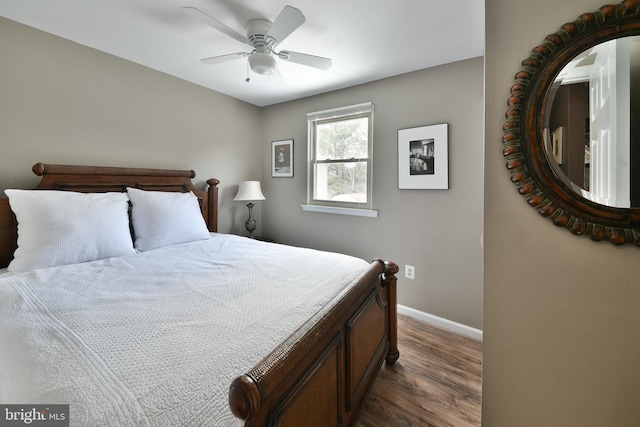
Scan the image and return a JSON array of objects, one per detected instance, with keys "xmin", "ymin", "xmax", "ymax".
[{"xmin": 234, "ymin": 181, "xmax": 266, "ymax": 201}]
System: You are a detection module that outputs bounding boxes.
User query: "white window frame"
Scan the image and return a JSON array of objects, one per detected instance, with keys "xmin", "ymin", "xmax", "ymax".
[{"xmin": 301, "ymin": 102, "xmax": 377, "ymax": 217}]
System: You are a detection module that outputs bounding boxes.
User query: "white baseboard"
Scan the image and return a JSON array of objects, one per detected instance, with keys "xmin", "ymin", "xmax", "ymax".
[{"xmin": 397, "ymin": 305, "xmax": 483, "ymax": 342}]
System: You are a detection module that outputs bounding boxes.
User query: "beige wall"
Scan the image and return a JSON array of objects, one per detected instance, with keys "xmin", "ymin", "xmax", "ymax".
[
  {"xmin": 262, "ymin": 58, "xmax": 485, "ymax": 329},
  {"xmin": 484, "ymin": 0, "xmax": 640, "ymax": 425},
  {"xmin": 0, "ymin": 17, "xmax": 262, "ymax": 234}
]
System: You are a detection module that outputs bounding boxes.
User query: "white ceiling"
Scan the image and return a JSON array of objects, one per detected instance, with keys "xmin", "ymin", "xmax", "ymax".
[{"xmin": 0, "ymin": 0, "xmax": 484, "ymax": 107}]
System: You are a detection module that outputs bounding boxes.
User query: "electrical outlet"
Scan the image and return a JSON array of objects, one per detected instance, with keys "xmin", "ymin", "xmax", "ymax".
[{"xmin": 405, "ymin": 264, "xmax": 415, "ymax": 280}]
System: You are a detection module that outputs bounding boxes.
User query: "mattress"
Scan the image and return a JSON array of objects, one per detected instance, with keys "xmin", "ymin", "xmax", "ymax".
[{"xmin": 0, "ymin": 233, "xmax": 369, "ymax": 426}]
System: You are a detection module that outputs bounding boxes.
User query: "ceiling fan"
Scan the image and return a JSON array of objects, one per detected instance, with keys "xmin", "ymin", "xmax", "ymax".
[{"xmin": 184, "ymin": 5, "xmax": 332, "ymax": 79}]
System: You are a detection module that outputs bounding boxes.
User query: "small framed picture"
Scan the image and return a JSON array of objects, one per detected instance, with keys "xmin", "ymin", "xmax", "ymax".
[
  {"xmin": 551, "ymin": 127, "xmax": 563, "ymax": 165},
  {"xmin": 398, "ymin": 123, "xmax": 448, "ymax": 189},
  {"xmin": 272, "ymin": 139, "xmax": 293, "ymax": 177}
]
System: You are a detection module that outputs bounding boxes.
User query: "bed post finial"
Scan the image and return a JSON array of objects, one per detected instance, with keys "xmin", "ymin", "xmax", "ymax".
[
  {"xmin": 229, "ymin": 374, "xmax": 261, "ymax": 422},
  {"xmin": 32, "ymin": 163, "xmax": 46, "ymax": 176}
]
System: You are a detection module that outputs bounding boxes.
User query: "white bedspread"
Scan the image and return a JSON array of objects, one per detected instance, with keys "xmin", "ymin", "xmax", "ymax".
[{"xmin": 0, "ymin": 234, "xmax": 369, "ymax": 426}]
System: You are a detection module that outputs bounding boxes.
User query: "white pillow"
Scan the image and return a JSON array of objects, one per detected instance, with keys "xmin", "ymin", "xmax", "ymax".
[
  {"xmin": 4, "ymin": 190, "xmax": 135, "ymax": 273},
  {"xmin": 126, "ymin": 187, "xmax": 210, "ymax": 252}
]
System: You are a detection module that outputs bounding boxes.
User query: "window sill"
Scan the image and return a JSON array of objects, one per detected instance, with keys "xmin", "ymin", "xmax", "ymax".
[{"xmin": 300, "ymin": 204, "xmax": 378, "ymax": 218}]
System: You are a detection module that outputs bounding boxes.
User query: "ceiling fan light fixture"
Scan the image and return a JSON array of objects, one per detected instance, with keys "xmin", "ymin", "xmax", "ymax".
[{"xmin": 249, "ymin": 52, "xmax": 276, "ymax": 75}]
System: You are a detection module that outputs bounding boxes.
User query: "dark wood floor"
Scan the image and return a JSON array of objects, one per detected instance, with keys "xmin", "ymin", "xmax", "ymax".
[{"xmin": 356, "ymin": 314, "xmax": 482, "ymax": 427}]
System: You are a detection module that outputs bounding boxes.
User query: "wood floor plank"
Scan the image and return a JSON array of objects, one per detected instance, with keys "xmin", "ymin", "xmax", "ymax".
[{"xmin": 356, "ymin": 314, "xmax": 482, "ymax": 427}]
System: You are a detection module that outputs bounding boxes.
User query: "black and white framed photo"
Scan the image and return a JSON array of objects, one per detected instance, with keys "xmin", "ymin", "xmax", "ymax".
[
  {"xmin": 271, "ymin": 139, "xmax": 293, "ymax": 177},
  {"xmin": 398, "ymin": 123, "xmax": 448, "ymax": 189}
]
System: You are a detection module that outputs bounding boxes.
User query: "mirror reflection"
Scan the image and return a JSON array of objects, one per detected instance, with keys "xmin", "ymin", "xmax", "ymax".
[{"xmin": 544, "ymin": 35, "xmax": 640, "ymax": 208}]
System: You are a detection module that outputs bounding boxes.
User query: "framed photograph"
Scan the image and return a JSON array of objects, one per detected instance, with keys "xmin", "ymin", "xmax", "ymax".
[
  {"xmin": 551, "ymin": 127, "xmax": 563, "ymax": 165},
  {"xmin": 398, "ymin": 123, "xmax": 448, "ymax": 189},
  {"xmin": 271, "ymin": 139, "xmax": 293, "ymax": 177}
]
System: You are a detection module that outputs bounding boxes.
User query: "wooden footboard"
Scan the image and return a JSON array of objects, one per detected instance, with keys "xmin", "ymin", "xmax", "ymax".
[{"xmin": 229, "ymin": 259, "xmax": 399, "ymax": 426}]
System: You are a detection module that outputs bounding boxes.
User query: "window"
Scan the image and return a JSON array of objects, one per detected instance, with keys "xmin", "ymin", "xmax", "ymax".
[{"xmin": 303, "ymin": 102, "xmax": 376, "ymax": 217}]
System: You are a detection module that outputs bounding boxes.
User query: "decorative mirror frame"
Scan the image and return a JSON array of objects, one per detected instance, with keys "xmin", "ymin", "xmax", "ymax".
[{"xmin": 503, "ymin": 0, "xmax": 640, "ymax": 247}]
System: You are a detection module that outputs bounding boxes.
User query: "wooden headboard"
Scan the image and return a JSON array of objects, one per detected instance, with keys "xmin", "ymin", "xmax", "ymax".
[{"xmin": 0, "ymin": 163, "xmax": 220, "ymax": 269}]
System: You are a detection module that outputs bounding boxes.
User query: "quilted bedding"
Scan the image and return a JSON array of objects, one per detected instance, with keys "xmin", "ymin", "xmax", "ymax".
[{"xmin": 0, "ymin": 233, "xmax": 369, "ymax": 426}]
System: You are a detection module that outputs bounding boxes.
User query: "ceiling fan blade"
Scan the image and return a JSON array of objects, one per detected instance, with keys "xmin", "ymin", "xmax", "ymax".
[
  {"xmin": 184, "ymin": 7, "xmax": 250, "ymax": 46},
  {"xmin": 279, "ymin": 51, "xmax": 332, "ymax": 70},
  {"xmin": 201, "ymin": 52, "xmax": 250, "ymax": 65},
  {"xmin": 265, "ymin": 5, "xmax": 305, "ymax": 45}
]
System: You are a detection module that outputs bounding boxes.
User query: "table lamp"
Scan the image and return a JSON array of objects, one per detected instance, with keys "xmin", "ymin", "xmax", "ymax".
[{"xmin": 233, "ymin": 181, "xmax": 266, "ymax": 238}]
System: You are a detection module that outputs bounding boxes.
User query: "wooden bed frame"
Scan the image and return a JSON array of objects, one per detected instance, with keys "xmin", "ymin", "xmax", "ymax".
[{"xmin": 0, "ymin": 163, "xmax": 399, "ymax": 426}]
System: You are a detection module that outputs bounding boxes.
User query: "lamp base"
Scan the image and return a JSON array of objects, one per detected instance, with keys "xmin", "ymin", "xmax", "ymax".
[{"xmin": 245, "ymin": 202, "xmax": 257, "ymax": 238}]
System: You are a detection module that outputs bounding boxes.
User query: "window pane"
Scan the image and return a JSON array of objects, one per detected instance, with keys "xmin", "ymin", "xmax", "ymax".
[
  {"xmin": 316, "ymin": 118, "xmax": 369, "ymax": 160},
  {"xmin": 314, "ymin": 162, "xmax": 368, "ymax": 202}
]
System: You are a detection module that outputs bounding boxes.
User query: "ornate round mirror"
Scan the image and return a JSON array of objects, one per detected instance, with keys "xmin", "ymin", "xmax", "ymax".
[{"xmin": 503, "ymin": 0, "xmax": 640, "ymax": 247}]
